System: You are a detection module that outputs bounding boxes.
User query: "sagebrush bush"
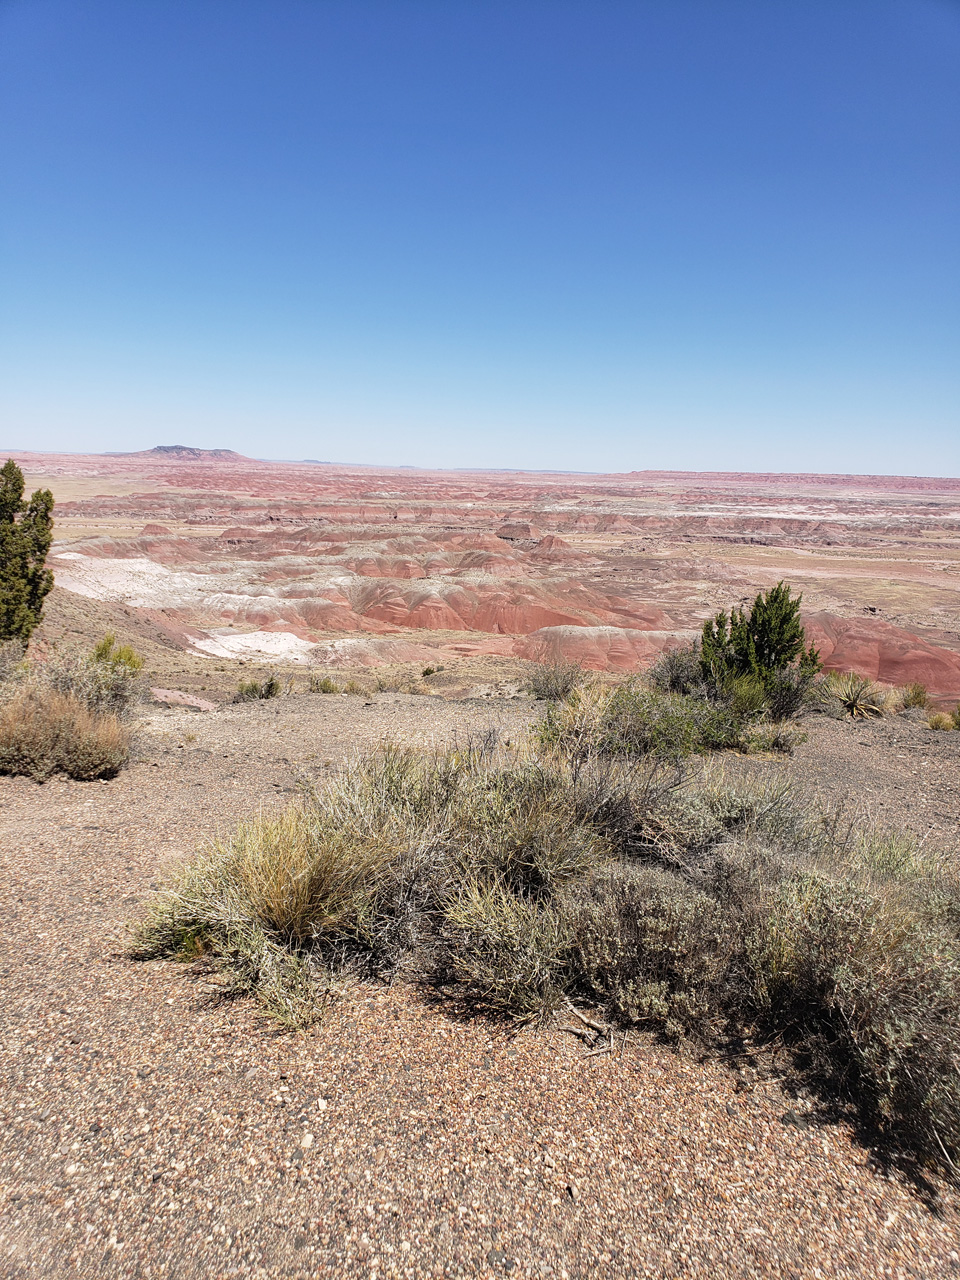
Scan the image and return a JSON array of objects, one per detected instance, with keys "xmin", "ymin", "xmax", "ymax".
[
  {"xmin": 0, "ymin": 688, "xmax": 130, "ymax": 781},
  {"xmin": 567, "ymin": 863, "xmax": 733, "ymax": 1039},
  {"xmin": 644, "ymin": 644, "xmax": 707, "ymax": 698},
  {"xmin": 134, "ymin": 739, "xmax": 960, "ymax": 1172},
  {"xmin": 526, "ymin": 660, "xmax": 585, "ymax": 702},
  {"xmin": 536, "ymin": 681, "xmax": 748, "ymax": 761}
]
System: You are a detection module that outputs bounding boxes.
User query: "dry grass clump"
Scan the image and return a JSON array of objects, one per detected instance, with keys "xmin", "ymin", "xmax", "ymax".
[
  {"xmin": 900, "ymin": 681, "xmax": 929, "ymax": 709},
  {"xmin": 235, "ymin": 674, "xmax": 282, "ymax": 701},
  {"xmin": 927, "ymin": 712, "xmax": 955, "ymax": 731},
  {"xmin": 0, "ymin": 688, "xmax": 130, "ymax": 781},
  {"xmin": 134, "ymin": 740, "xmax": 960, "ymax": 1173},
  {"xmin": 307, "ymin": 673, "xmax": 341, "ymax": 694}
]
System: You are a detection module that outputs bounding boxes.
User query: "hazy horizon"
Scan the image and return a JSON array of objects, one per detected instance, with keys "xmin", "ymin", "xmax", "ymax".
[{"xmin": 1, "ymin": 1, "xmax": 958, "ymax": 475}]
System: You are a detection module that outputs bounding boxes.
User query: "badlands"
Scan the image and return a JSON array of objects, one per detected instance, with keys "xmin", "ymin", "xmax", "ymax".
[{"xmin": 13, "ymin": 445, "xmax": 960, "ymax": 704}]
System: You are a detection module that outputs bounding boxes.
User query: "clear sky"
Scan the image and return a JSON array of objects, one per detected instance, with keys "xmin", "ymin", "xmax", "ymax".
[{"xmin": 1, "ymin": 1, "xmax": 958, "ymax": 474}]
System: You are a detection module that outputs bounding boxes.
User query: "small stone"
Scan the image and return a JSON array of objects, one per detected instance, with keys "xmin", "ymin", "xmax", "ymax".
[{"xmin": 300, "ymin": 1132, "xmax": 314, "ymax": 1149}]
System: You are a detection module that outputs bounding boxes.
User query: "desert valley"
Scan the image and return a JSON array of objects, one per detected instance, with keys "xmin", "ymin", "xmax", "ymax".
[{"xmin": 17, "ymin": 445, "xmax": 960, "ymax": 704}]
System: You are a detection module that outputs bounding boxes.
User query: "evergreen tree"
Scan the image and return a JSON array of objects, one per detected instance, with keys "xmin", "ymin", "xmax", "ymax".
[
  {"xmin": 701, "ymin": 581, "xmax": 820, "ymax": 689},
  {"xmin": 0, "ymin": 459, "xmax": 55, "ymax": 645}
]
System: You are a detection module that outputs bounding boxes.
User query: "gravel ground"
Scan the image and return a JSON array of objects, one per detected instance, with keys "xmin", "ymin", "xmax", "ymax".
[{"xmin": 1, "ymin": 694, "xmax": 959, "ymax": 1278}]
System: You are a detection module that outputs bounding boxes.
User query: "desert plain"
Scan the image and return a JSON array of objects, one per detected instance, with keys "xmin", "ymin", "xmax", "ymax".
[{"xmin": 13, "ymin": 445, "xmax": 960, "ymax": 704}]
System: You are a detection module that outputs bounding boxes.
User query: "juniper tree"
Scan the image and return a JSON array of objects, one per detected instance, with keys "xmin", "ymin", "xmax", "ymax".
[
  {"xmin": 0, "ymin": 459, "xmax": 54, "ymax": 645},
  {"xmin": 701, "ymin": 581, "xmax": 820, "ymax": 690}
]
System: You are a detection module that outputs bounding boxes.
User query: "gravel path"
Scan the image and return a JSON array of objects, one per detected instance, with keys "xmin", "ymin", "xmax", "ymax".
[{"xmin": 1, "ymin": 695, "xmax": 959, "ymax": 1278}]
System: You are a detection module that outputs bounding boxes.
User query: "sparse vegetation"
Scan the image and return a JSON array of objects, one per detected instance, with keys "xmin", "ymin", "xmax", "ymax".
[
  {"xmin": 928, "ymin": 712, "xmax": 955, "ymax": 731},
  {"xmin": 134, "ymin": 737, "xmax": 960, "ymax": 1173},
  {"xmin": 0, "ymin": 633, "xmax": 142, "ymax": 781},
  {"xmin": 39, "ymin": 633, "xmax": 145, "ymax": 717},
  {"xmin": 235, "ymin": 674, "xmax": 282, "ymax": 701},
  {"xmin": 818, "ymin": 671, "xmax": 887, "ymax": 719},
  {"xmin": 900, "ymin": 681, "xmax": 929, "ymax": 709},
  {"xmin": 308, "ymin": 673, "xmax": 341, "ymax": 694},
  {"xmin": 0, "ymin": 688, "xmax": 130, "ymax": 781},
  {"xmin": 526, "ymin": 660, "xmax": 585, "ymax": 702},
  {"xmin": 0, "ymin": 459, "xmax": 54, "ymax": 645}
]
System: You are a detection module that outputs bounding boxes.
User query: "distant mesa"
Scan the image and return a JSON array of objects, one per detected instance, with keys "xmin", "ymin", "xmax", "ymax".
[{"xmin": 140, "ymin": 445, "xmax": 245, "ymax": 460}]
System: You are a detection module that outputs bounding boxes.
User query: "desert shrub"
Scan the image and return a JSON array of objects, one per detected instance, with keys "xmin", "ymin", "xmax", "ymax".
[
  {"xmin": 645, "ymin": 643, "xmax": 707, "ymax": 698},
  {"xmin": 900, "ymin": 682, "xmax": 929, "ymax": 710},
  {"xmin": 818, "ymin": 671, "xmax": 887, "ymax": 719},
  {"xmin": 343, "ymin": 679, "xmax": 366, "ymax": 695},
  {"xmin": 133, "ymin": 738, "xmax": 960, "ymax": 1172},
  {"xmin": 762, "ymin": 665, "xmax": 818, "ymax": 720},
  {"xmin": 928, "ymin": 712, "xmax": 955, "ymax": 731},
  {"xmin": 235, "ymin": 674, "xmax": 281, "ymax": 701},
  {"xmin": 754, "ymin": 865, "xmax": 960, "ymax": 1164},
  {"xmin": 526, "ymin": 660, "xmax": 585, "ymax": 702},
  {"xmin": 0, "ymin": 688, "xmax": 130, "ymax": 781},
  {"xmin": 567, "ymin": 863, "xmax": 733, "ymax": 1039},
  {"xmin": 648, "ymin": 634, "xmax": 814, "ymax": 723},
  {"xmin": 536, "ymin": 681, "xmax": 744, "ymax": 761},
  {"xmin": 441, "ymin": 880, "xmax": 570, "ymax": 1020},
  {"xmin": 308, "ymin": 673, "xmax": 340, "ymax": 694},
  {"xmin": 37, "ymin": 634, "xmax": 145, "ymax": 718},
  {"xmin": 134, "ymin": 742, "xmax": 609, "ymax": 1021}
]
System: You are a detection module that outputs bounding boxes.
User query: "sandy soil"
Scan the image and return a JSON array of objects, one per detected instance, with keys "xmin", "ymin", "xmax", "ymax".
[{"xmin": 1, "ymin": 695, "xmax": 959, "ymax": 1278}]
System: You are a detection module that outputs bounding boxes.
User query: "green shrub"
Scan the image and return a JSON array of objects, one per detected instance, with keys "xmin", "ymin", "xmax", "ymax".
[
  {"xmin": 39, "ymin": 634, "xmax": 145, "ymax": 718},
  {"xmin": 526, "ymin": 660, "xmax": 585, "ymax": 702},
  {"xmin": 308, "ymin": 673, "xmax": 340, "ymax": 694},
  {"xmin": 0, "ymin": 459, "xmax": 54, "ymax": 645},
  {"xmin": 0, "ymin": 688, "xmax": 130, "ymax": 781},
  {"xmin": 235, "ymin": 674, "xmax": 281, "ymax": 701},
  {"xmin": 701, "ymin": 581, "xmax": 821, "ymax": 691},
  {"xmin": 900, "ymin": 682, "xmax": 929, "ymax": 710}
]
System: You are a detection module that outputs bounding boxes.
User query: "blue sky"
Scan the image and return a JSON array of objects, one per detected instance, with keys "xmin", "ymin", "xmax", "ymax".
[{"xmin": 1, "ymin": 0, "xmax": 958, "ymax": 474}]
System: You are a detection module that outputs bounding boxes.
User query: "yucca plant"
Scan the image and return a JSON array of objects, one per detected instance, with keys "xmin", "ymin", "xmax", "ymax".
[{"xmin": 822, "ymin": 671, "xmax": 886, "ymax": 719}]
